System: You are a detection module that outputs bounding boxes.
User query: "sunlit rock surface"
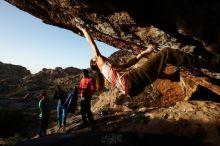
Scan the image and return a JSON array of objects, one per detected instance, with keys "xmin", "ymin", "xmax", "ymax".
[{"xmin": 3, "ymin": 0, "xmax": 220, "ymax": 145}]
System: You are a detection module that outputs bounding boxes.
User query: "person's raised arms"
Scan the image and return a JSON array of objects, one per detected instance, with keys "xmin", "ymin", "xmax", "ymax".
[
  {"xmin": 76, "ymin": 24, "xmax": 101, "ymax": 60},
  {"xmin": 76, "ymin": 24, "xmax": 107, "ymax": 70}
]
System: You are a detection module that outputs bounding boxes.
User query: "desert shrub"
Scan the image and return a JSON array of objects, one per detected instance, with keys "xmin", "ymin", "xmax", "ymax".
[{"xmin": 0, "ymin": 108, "xmax": 27, "ymax": 138}]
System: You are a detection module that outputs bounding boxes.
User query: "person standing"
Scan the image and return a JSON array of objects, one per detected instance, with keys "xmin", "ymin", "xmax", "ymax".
[
  {"xmin": 79, "ymin": 69, "xmax": 96, "ymax": 129},
  {"xmin": 38, "ymin": 92, "xmax": 50, "ymax": 137},
  {"xmin": 54, "ymin": 86, "xmax": 68, "ymax": 128}
]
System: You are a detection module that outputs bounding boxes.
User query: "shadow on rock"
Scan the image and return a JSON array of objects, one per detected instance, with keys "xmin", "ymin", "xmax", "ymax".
[{"xmin": 16, "ymin": 131, "xmax": 203, "ymax": 146}]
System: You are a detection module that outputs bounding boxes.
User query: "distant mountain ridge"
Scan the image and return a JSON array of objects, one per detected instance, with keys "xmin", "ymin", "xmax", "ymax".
[
  {"xmin": 0, "ymin": 61, "xmax": 82, "ymax": 99},
  {"xmin": 0, "ymin": 61, "xmax": 31, "ymax": 80}
]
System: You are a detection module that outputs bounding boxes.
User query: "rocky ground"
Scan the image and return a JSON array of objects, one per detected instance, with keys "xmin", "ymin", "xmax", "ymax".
[
  {"xmin": 11, "ymin": 100, "xmax": 220, "ymax": 146},
  {"xmin": 1, "ymin": 52, "xmax": 220, "ymax": 146},
  {"xmin": 2, "ymin": 0, "xmax": 220, "ymax": 145}
]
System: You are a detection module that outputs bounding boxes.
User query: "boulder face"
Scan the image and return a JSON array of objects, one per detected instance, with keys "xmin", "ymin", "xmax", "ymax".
[
  {"xmin": 5, "ymin": 0, "xmax": 220, "ymax": 105},
  {"xmin": 2, "ymin": 2, "xmax": 220, "ymax": 145},
  {"xmin": 5, "ymin": 0, "xmax": 220, "ymax": 59},
  {"xmin": 92, "ymin": 50, "xmax": 220, "ymax": 112}
]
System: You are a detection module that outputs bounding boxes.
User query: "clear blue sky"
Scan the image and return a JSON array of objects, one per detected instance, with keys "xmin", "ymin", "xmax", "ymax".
[{"xmin": 0, "ymin": 1, "xmax": 118, "ymax": 73}]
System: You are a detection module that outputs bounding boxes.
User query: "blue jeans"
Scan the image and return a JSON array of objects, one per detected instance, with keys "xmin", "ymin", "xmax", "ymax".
[{"xmin": 57, "ymin": 101, "xmax": 66, "ymax": 127}]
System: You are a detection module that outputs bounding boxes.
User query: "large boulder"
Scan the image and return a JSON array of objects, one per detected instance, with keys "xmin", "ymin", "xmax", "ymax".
[
  {"xmin": 5, "ymin": 0, "xmax": 220, "ymax": 59},
  {"xmin": 4, "ymin": 0, "xmax": 220, "ymax": 106}
]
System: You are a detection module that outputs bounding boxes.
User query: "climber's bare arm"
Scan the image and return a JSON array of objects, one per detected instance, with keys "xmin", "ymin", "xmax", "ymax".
[
  {"xmin": 76, "ymin": 24, "xmax": 105, "ymax": 69},
  {"xmin": 76, "ymin": 24, "xmax": 101, "ymax": 59},
  {"xmin": 76, "ymin": 24, "xmax": 156, "ymax": 70},
  {"xmin": 113, "ymin": 44, "xmax": 156, "ymax": 69}
]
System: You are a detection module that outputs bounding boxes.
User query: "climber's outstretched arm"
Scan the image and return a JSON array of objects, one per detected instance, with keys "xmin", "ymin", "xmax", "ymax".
[{"xmin": 76, "ymin": 24, "xmax": 105, "ymax": 69}]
